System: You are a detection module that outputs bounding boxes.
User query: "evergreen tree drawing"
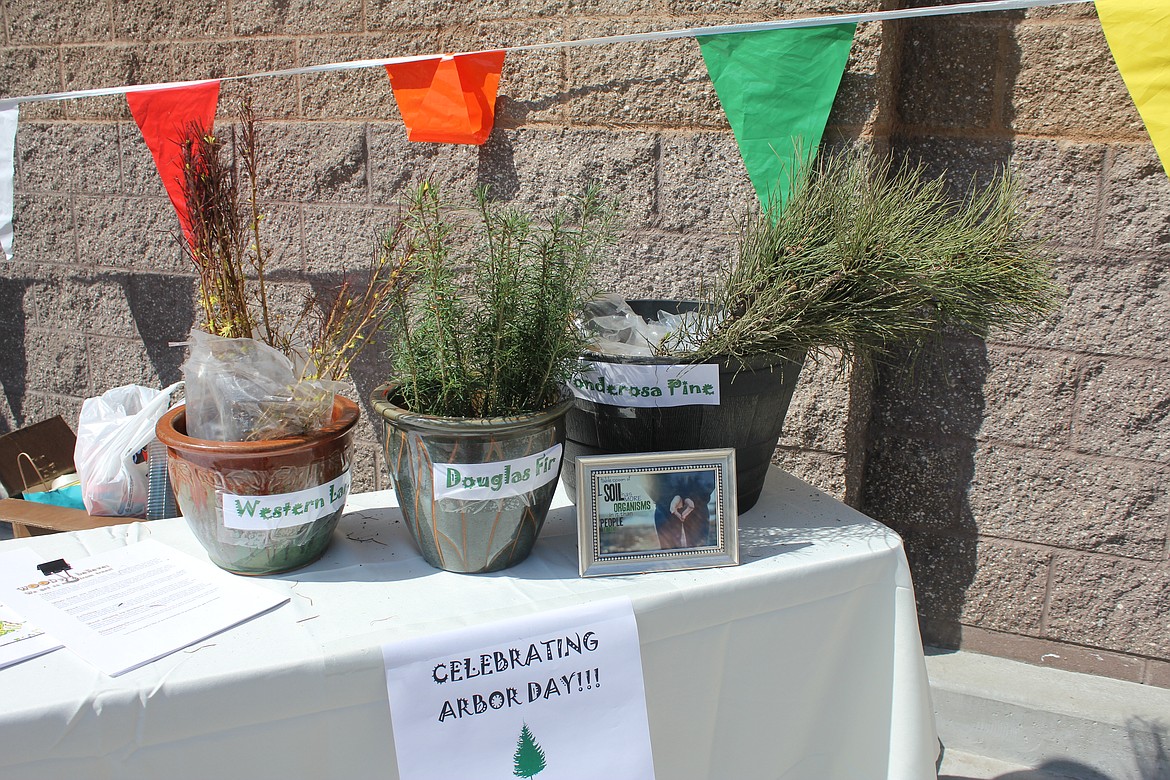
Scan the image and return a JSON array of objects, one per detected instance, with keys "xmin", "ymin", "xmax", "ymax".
[{"xmin": 512, "ymin": 722, "xmax": 547, "ymax": 777}]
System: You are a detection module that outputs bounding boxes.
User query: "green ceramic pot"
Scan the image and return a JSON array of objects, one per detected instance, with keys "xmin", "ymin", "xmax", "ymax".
[{"xmin": 372, "ymin": 385, "xmax": 572, "ymax": 574}]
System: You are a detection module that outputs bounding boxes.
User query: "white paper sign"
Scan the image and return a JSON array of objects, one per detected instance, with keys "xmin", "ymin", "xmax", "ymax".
[
  {"xmin": 433, "ymin": 443, "xmax": 562, "ymax": 501},
  {"xmin": 222, "ymin": 470, "xmax": 351, "ymax": 530},
  {"xmin": 571, "ymin": 360, "xmax": 721, "ymax": 407},
  {"xmin": 382, "ymin": 597, "xmax": 655, "ymax": 780},
  {"xmin": 0, "ymin": 540, "xmax": 287, "ymax": 676}
]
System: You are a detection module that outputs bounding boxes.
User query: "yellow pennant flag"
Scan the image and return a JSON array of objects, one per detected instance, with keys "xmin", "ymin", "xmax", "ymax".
[{"xmin": 1097, "ymin": 0, "xmax": 1170, "ymax": 177}]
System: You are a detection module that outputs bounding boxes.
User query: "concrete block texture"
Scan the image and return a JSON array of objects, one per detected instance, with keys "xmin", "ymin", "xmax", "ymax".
[
  {"xmin": 1075, "ymin": 357, "xmax": 1170, "ymax": 465},
  {"xmin": 965, "ymin": 442, "xmax": 1169, "ymax": 561},
  {"xmin": 112, "ymin": 0, "xmax": 231, "ymax": 42},
  {"xmin": 6, "ymin": 0, "xmax": 114, "ymax": 46},
  {"xmin": 173, "ymin": 39, "xmax": 300, "ymax": 119},
  {"xmin": 232, "ymin": 0, "xmax": 363, "ymax": 37},
  {"xmin": 12, "ymin": 193, "xmax": 76, "ymax": 266},
  {"xmin": 0, "ymin": 47, "xmax": 66, "ymax": 120},
  {"xmin": 896, "ymin": 18, "xmax": 1000, "ymax": 131},
  {"xmin": 1032, "ymin": 250, "xmax": 1170, "ymax": 360},
  {"xmin": 258, "ymin": 122, "xmax": 371, "ymax": 203},
  {"xmin": 1, "ymin": 1, "xmax": 1168, "ymax": 683},
  {"xmin": 73, "ymin": 196, "xmax": 186, "ymax": 273},
  {"xmin": 1045, "ymin": 554, "xmax": 1170, "ymax": 659},
  {"xmin": 566, "ymin": 23, "xmax": 724, "ymax": 129},
  {"xmin": 1007, "ymin": 18, "xmax": 1145, "ymax": 138},
  {"xmin": 1103, "ymin": 143, "xmax": 1170, "ymax": 253},
  {"xmin": 18, "ymin": 122, "xmax": 123, "ymax": 194},
  {"xmin": 778, "ymin": 353, "xmax": 855, "ymax": 454},
  {"xmin": 60, "ymin": 44, "xmax": 172, "ymax": 121},
  {"xmin": 863, "ymin": 433, "xmax": 968, "ymax": 531}
]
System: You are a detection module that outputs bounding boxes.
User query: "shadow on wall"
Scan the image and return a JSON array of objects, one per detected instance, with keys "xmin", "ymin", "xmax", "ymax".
[
  {"xmin": 119, "ymin": 272, "xmax": 196, "ymax": 386},
  {"xmin": 860, "ymin": 7, "xmax": 1031, "ymax": 647},
  {"xmin": 0, "ymin": 275, "xmax": 32, "ymax": 433},
  {"xmin": 0, "ymin": 272, "xmax": 193, "ymax": 435},
  {"xmin": 861, "ymin": 338, "xmax": 988, "ymax": 644},
  {"xmin": 476, "ymin": 131, "xmax": 521, "ymax": 200}
]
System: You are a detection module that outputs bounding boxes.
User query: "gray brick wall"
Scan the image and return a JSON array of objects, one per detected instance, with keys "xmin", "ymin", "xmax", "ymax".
[
  {"xmin": 868, "ymin": 4, "xmax": 1170, "ymax": 687},
  {"xmin": 0, "ymin": 1, "xmax": 1166, "ymax": 685}
]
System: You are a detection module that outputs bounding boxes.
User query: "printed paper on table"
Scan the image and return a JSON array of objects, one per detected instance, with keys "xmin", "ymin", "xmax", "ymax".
[
  {"xmin": 0, "ymin": 539, "xmax": 287, "ymax": 676},
  {"xmin": 0, "ymin": 551, "xmax": 61, "ymax": 669}
]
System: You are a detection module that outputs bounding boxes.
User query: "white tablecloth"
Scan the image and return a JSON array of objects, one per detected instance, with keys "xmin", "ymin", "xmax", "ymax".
[{"xmin": 0, "ymin": 467, "xmax": 938, "ymax": 780}]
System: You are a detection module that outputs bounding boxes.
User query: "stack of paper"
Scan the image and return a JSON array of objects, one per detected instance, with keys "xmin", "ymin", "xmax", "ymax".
[{"xmin": 0, "ymin": 540, "xmax": 287, "ymax": 676}]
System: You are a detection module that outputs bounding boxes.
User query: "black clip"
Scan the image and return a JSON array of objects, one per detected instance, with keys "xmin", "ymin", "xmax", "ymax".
[{"xmin": 37, "ymin": 559, "xmax": 77, "ymax": 582}]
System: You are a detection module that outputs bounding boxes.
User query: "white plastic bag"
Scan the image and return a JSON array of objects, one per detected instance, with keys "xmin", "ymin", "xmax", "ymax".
[{"xmin": 74, "ymin": 382, "xmax": 182, "ymax": 517}]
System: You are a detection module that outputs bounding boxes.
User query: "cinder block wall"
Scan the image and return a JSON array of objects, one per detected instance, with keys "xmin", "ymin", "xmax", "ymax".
[
  {"xmin": 0, "ymin": 2, "xmax": 1166, "ymax": 684},
  {"xmin": 865, "ymin": 2, "xmax": 1170, "ymax": 688}
]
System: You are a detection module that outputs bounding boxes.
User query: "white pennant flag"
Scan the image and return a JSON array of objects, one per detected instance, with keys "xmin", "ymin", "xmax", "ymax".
[{"xmin": 0, "ymin": 104, "xmax": 17, "ymax": 261}]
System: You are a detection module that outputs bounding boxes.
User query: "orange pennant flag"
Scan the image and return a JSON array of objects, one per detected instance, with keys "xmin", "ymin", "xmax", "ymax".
[
  {"xmin": 385, "ymin": 52, "xmax": 506, "ymax": 145},
  {"xmin": 127, "ymin": 81, "xmax": 221, "ymax": 244}
]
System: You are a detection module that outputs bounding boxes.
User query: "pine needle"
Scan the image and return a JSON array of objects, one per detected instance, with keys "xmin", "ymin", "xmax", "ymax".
[{"xmin": 673, "ymin": 147, "xmax": 1062, "ymax": 364}]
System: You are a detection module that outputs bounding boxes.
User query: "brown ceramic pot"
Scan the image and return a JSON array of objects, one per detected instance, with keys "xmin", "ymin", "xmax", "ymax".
[{"xmin": 156, "ymin": 396, "xmax": 360, "ymax": 575}]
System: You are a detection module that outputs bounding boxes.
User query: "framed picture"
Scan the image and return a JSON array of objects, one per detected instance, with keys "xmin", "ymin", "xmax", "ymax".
[{"xmin": 576, "ymin": 449, "xmax": 738, "ymax": 577}]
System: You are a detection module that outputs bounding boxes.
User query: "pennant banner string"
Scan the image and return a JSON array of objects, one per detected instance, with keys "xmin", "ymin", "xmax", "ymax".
[{"xmin": 0, "ymin": 0, "xmax": 1086, "ymax": 109}]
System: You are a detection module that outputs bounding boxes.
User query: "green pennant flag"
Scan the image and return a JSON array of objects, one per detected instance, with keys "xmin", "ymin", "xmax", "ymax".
[{"xmin": 699, "ymin": 24, "xmax": 856, "ymax": 209}]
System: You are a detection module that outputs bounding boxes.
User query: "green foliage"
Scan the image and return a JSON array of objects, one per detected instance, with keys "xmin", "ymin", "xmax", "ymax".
[
  {"xmin": 386, "ymin": 182, "xmax": 615, "ymax": 418},
  {"xmin": 668, "ymin": 147, "xmax": 1062, "ymax": 364},
  {"xmin": 512, "ymin": 723, "xmax": 547, "ymax": 778},
  {"xmin": 180, "ymin": 99, "xmax": 411, "ymax": 384}
]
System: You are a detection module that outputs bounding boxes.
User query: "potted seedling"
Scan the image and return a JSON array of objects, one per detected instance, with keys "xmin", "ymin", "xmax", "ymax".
[
  {"xmin": 371, "ymin": 182, "xmax": 615, "ymax": 573},
  {"xmin": 156, "ymin": 101, "xmax": 410, "ymax": 575},
  {"xmin": 567, "ymin": 146, "xmax": 1062, "ymax": 512}
]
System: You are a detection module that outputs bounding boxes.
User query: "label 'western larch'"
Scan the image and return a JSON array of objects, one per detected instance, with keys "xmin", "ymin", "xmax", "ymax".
[{"xmin": 222, "ymin": 470, "xmax": 351, "ymax": 530}]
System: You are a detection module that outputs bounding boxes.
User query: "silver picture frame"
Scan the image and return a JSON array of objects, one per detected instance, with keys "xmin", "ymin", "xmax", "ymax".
[{"xmin": 576, "ymin": 448, "xmax": 739, "ymax": 577}]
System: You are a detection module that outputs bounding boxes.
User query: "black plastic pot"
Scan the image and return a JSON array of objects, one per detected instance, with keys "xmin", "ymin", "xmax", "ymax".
[{"xmin": 564, "ymin": 300, "xmax": 805, "ymax": 514}]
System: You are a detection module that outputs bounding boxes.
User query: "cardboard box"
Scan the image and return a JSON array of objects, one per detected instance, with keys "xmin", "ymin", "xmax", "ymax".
[
  {"xmin": 0, "ymin": 415, "xmax": 174, "ymax": 535},
  {"xmin": 0, "ymin": 416, "xmax": 135, "ymax": 536},
  {"xmin": 0, "ymin": 498, "xmax": 129, "ymax": 538},
  {"xmin": 0, "ymin": 416, "xmax": 77, "ymax": 498}
]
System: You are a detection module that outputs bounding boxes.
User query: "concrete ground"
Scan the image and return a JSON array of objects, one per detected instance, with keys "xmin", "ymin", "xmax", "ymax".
[{"xmin": 928, "ymin": 647, "xmax": 1170, "ymax": 780}]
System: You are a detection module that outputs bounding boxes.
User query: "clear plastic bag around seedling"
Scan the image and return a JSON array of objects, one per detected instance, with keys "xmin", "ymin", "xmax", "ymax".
[
  {"xmin": 180, "ymin": 330, "xmax": 339, "ymax": 442},
  {"xmin": 652, "ymin": 308, "xmax": 715, "ymax": 353},
  {"xmin": 579, "ymin": 295, "xmax": 658, "ymax": 355},
  {"xmin": 579, "ymin": 295, "xmax": 723, "ymax": 356}
]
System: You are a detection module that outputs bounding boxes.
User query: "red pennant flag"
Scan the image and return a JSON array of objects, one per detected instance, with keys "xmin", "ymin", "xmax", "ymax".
[
  {"xmin": 127, "ymin": 81, "xmax": 221, "ymax": 243},
  {"xmin": 385, "ymin": 52, "xmax": 506, "ymax": 145}
]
